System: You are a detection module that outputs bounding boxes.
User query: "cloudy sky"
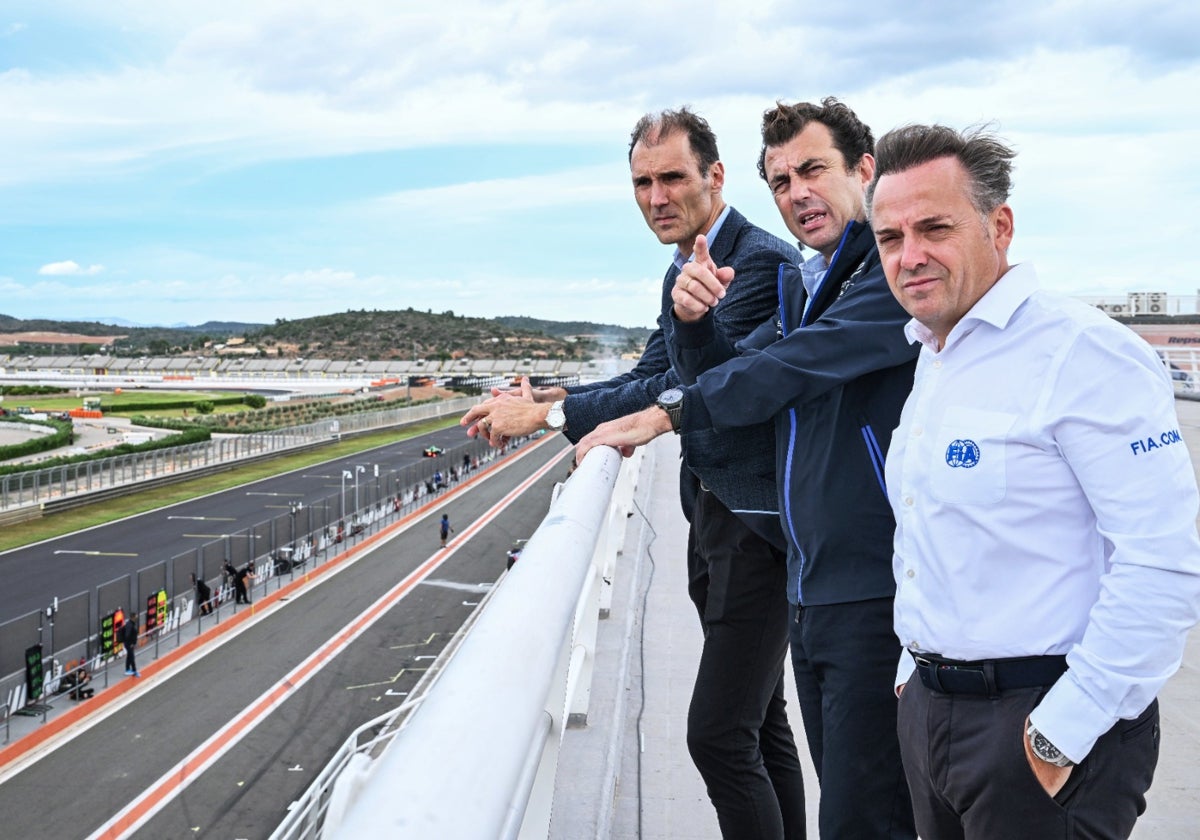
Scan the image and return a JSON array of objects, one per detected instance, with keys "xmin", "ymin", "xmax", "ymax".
[{"xmin": 1, "ymin": 1, "xmax": 1196, "ymax": 329}]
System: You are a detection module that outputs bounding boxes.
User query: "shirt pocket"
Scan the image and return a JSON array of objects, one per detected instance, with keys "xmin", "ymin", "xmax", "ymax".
[{"xmin": 929, "ymin": 407, "xmax": 1017, "ymax": 506}]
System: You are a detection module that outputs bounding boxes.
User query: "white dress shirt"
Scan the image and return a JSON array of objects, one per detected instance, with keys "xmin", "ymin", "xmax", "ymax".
[{"xmin": 888, "ymin": 262, "xmax": 1200, "ymax": 761}]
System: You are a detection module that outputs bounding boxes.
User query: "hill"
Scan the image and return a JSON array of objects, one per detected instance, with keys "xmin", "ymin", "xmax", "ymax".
[
  {"xmin": 0, "ymin": 314, "xmax": 259, "ymax": 356},
  {"xmin": 247, "ymin": 308, "xmax": 596, "ymax": 360},
  {"xmin": 0, "ymin": 310, "xmax": 651, "ymax": 361}
]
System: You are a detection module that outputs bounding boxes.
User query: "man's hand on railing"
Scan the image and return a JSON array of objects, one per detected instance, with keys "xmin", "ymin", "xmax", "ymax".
[{"xmin": 575, "ymin": 406, "xmax": 672, "ymax": 463}]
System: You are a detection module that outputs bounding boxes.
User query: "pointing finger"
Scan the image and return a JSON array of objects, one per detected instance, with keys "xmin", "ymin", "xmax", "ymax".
[{"xmin": 692, "ymin": 234, "xmax": 716, "ymax": 273}]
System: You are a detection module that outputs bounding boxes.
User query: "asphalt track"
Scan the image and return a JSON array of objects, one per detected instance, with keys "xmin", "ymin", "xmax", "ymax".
[
  {"xmin": 0, "ymin": 423, "xmax": 482, "ymax": 622},
  {"xmin": 0, "ymin": 430, "xmax": 574, "ymax": 840}
]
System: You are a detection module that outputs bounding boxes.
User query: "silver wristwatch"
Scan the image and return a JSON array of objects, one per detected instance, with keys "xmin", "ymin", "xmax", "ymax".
[
  {"xmin": 545, "ymin": 400, "xmax": 567, "ymax": 432},
  {"xmin": 656, "ymin": 388, "xmax": 684, "ymax": 433},
  {"xmin": 1026, "ymin": 724, "xmax": 1074, "ymax": 767}
]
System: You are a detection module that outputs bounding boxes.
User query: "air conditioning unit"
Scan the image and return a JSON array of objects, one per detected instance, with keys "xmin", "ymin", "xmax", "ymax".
[
  {"xmin": 1146, "ymin": 292, "xmax": 1167, "ymax": 315},
  {"xmin": 1100, "ymin": 303, "xmax": 1128, "ymax": 316}
]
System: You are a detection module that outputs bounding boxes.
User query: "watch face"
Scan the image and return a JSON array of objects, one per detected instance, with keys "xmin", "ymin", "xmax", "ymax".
[
  {"xmin": 658, "ymin": 388, "xmax": 684, "ymax": 408},
  {"xmin": 656, "ymin": 388, "xmax": 684, "ymax": 432},
  {"xmin": 1033, "ymin": 732, "xmax": 1058, "ymax": 757},
  {"xmin": 1029, "ymin": 728, "xmax": 1068, "ymax": 765}
]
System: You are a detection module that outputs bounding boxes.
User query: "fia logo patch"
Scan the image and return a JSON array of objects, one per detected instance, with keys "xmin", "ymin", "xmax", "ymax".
[
  {"xmin": 1130, "ymin": 429, "xmax": 1182, "ymax": 455},
  {"xmin": 945, "ymin": 439, "xmax": 981, "ymax": 468}
]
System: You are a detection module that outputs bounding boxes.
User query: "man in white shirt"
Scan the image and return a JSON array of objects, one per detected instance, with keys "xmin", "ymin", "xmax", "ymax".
[{"xmin": 867, "ymin": 123, "xmax": 1200, "ymax": 838}]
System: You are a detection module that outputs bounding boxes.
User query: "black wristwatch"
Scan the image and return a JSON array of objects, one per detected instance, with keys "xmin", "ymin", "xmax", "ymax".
[
  {"xmin": 1026, "ymin": 724, "xmax": 1074, "ymax": 767},
  {"xmin": 656, "ymin": 388, "xmax": 684, "ymax": 433}
]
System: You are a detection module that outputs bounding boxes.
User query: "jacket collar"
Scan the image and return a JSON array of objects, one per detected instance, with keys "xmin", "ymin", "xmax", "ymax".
[
  {"xmin": 707, "ymin": 205, "xmax": 746, "ymax": 264},
  {"xmin": 806, "ymin": 219, "xmax": 877, "ymax": 316}
]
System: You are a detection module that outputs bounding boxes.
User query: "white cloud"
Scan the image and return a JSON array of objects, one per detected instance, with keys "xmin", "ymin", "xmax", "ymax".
[
  {"xmin": 368, "ymin": 164, "xmax": 628, "ymax": 222},
  {"xmin": 4, "ymin": 3, "xmax": 1194, "ymax": 188},
  {"xmin": 2, "ymin": 22, "xmax": 27, "ymax": 37},
  {"xmin": 1, "ymin": 2, "xmax": 1198, "ymax": 328},
  {"xmin": 37, "ymin": 260, "xmax": 104, "ymax": 276}
]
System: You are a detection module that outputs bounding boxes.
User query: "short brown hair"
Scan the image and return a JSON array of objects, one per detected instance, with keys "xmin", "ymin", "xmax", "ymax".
[{"xmin": 757, "ymin": 97, "xmax": 874, "ymax": 180}]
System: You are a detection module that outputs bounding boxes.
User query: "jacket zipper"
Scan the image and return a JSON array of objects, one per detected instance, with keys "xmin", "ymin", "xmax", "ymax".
[{"xmin": 787, "ymin": 225, "xmax": 856, "ymax": 604}]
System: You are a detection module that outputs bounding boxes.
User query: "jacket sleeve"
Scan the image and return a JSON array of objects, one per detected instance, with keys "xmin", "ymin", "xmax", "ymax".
[
  {"xmin": 680, "ymin": 267, "xmax": 918, "ymax": 434},
  {"xmin": 562, "ymin": 368, "xmax": 679, "ymax": 443},
  {"xmin": 671, "ymin": 307, "xmax": 780, "ymax": 385},
  {"xmin": 666, "ymin": 241, "xmax": 790, "ymax": 385}
]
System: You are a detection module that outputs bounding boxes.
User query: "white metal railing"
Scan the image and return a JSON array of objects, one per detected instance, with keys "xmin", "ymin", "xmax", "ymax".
[
  {"xmin": 308, "ymin": 446, "xmax": 639, "ymax": 840},
  {"xmin": 1156, "ymin": 348, "xmax": 1200, "ymax": 398},
  {"xmin": 1160, "ymin": 347, "xmax": 1200, "ymax": 368}
]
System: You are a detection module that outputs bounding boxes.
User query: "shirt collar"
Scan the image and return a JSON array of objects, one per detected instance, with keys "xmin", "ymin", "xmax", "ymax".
[
  {"xmin": 673, "ymin": 204, "xmax": 732, "ymax": 272},
  {"xmin": 798, "ymin": 250, "xmax": 829, "ymax": 301},
  {"xmin": 903, "ymin": 262, "xmax": 1038, "ymax": 351},
  {"xmin": 798, "ymin": 218, "xmax": 865, "ymax": 305}
]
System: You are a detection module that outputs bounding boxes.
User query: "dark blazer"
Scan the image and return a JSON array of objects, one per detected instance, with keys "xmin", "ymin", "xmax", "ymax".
[{"xmin": 563, "ymin": 206, "xmax": 798, "ymax": 540}]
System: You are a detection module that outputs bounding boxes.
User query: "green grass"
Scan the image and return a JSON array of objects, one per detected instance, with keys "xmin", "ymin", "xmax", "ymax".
[
  {"xmin": 0, "ymin": 417, "xmax": 462, "ymax": 553},
  {"xmin": 1, "ymin": 390, "xmax": 231, "ymax": 413}
]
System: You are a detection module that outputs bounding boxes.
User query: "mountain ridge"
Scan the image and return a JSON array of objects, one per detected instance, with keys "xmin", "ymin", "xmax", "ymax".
[{"xmin": 0, "ymin": 310, "xmax": 652, "ymax": 361}]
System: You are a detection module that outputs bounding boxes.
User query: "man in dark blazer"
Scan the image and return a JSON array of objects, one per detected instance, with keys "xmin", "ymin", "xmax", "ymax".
[{"xmin": 462, "ymin": 109, "xmax": 806, "ymax": 839}]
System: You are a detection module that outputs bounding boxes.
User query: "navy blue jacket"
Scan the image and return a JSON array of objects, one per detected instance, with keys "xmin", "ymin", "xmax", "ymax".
[
  {"xmin": 562, "ymin": 207, "xmax": 798, "ymax": 541},
  {"xmin": 670, "ymin": 221, "xmax": 918, "ymax": 605}
]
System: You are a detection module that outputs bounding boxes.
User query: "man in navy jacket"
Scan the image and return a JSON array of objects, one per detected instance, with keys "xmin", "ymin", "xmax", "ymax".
[
  {"xmin": 463, "ymin": 109, "xmax": 806, "ymax": 838},
  {"xmin": 578, "ymin": 98, "xmax": 918, "ymax": 838}
]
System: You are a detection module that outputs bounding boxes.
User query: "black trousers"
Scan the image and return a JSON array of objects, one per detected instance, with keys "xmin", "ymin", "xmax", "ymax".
[
  {"xmin": 687, "ymin": 489, "xmax": 806, "ymax": 840},
  {"xmin": 898, "ymin": 676, "xmax": 1160, "ymax": 839},
  {"xmin": 789, "ymin": 597, "xmax": 915, "ymax": 838}
]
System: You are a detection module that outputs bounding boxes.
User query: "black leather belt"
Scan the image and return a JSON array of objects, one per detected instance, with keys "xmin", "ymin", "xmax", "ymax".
[{"xmin": 912, "ymin": 653, "xmax": 1067, "ymax": 697}]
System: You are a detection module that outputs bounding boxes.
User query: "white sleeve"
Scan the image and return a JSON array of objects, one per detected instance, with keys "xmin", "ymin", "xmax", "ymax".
[{"xmin": 1030, "ymin": 325, "xmax": 1200, "ymax": 761}]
